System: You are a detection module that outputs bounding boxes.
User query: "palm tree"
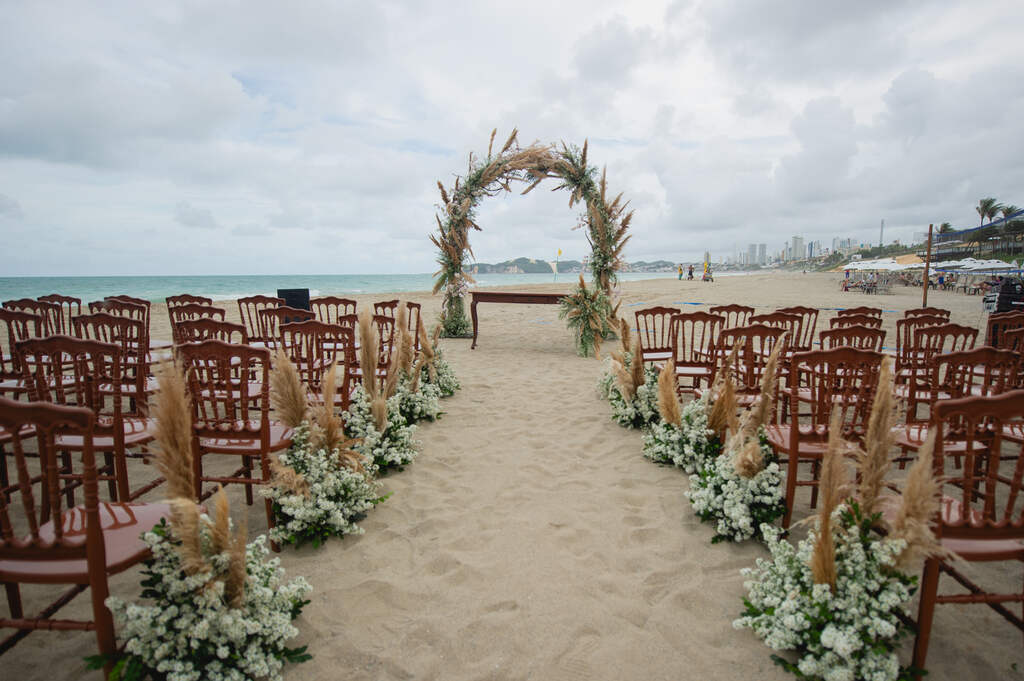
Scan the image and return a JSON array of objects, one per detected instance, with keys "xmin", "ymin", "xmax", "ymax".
[
  {"xmin": 987, "ymin": 201, "xmax": 1003, "ymax": 224},
  {"xmin": 938, "ymin": 222, "xmax": 953, "ymax": 234},
  {"xmin": 998, "ymin": 204, "xmax": 1020, "ymax": 253},
  {"xmin": 976, "ymin": 197, "xmax": 999, "ymax": 225}
]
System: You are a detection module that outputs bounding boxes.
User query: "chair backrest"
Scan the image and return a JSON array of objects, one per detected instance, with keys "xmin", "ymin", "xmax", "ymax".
[
  {"xmin": 88, "ymin": 298, "xmax": 148, "ymax": 329},
  {"xmin": 915, "ymin": 323, "xmax": 977, "ymax": 366},
  {"xmin": 634, "ymin": 306, "xmax": 678, "ymax": 360},
  {"xmin": 928, "ymin": 347, "xmax": 1020, "ymax": 405},
  {"xmin": 104, "ymin": 295, "xmax": 151, "ymax": 333},
  {"xmin": 237, "ymin": 295, "xmax": 284, "ymax": 343},
  {"xmin": 166, "ymin": 294, "xmax": 214, "ymax": 309},
  {"xmin": 372, "ymin": 314, "xmax": 396, "ymax": 369},
  {"xmin": 175, "ymin": 319, "xmax": 249, "ymax": 345},
  {"xmin": 669, "ymin": 311, "xmax": 725, "ymax": 366},
  {"xmin": 177, "ymin": 340, "xmax": 271, "ymax": 442},
  {"xmin": 788, "ymin": 347, "xmax": 884, "ymax": 433},
  {"xmin": 4, "ymin": 298, "xmax": 62, "ymax": 336},
  {"xmin": 1004, "ymin": 327, "xmax": 1024, "ymax": 354},
  {"xmin": 930, "ymin": 390, "xmax": 1024, "ymax": 541},
  {"xmin": 750, "ymin": 312, "xmax": 803, "ymax": 351},
  {"xmin": 708, "ymin": 304, "xmax": 754, "ymax": 329},
  {"xmin": 0, "ymin": 397, "xmax": 99, "ymax": 560},
  {"xmin": 905, "ymin": 307, "xmax": 950, "ymax": 320},
  {"xmin": 37, "ymin": 294, "xmax": 82, "ymax": 334},
  {"xmin": 837, "ymin": 306, "xmax": 882, "ymax": 318},
  {"xmin": 71, "ymin": 313, "xmax": 148, "ymax": 411},
  {"xmin": 818, "ymin": 325, "xmax": 886, "ymax": 352},
  {"xmin": 711, "ymin": 323, "xmax": 788, "ymax": 393},
  {"xmin": 830, "ymin": 314, "xmax": 882, "ymax": 329},
  {"xmin": 168, "ymin": 304, "xmax": 226, "ymax": 344},
  {"xmin": 0, "ymin": 308, "xmax": 42, "ymax": 379},
  {"xmin": 985, "ymin": 311, "xmax": 1024, "ymax": 348},
  {"xmin": 335, "ymin": 313, "xmax": 358, "ymax": 331},
  {"xmin": 311, "ymin": 296, "xmax": 358, "ymax": 324},
  {"xmin": 257, "ymin": 306, "xmax": 316, "ymax": 348},
  {"xmin": 776, "ymin": 306, "xmax": 818, "ymax": 351},
  {"xmin": 894, "ymin": 315, "xmax": 947, "ymax": 365},
  {"xmin": 279, "ymin": 320, "xmax": 356, "ymax": 410},
  {"xmin": 373, "ymin": 300, "xmax": 423, "ymax": 350}
]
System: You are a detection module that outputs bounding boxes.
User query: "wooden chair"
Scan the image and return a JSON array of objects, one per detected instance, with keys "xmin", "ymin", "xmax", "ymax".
[
  {"xmin": 0, "ymin": 309, "xmax": 41, "ymax": 398},
  {"xmin": 166, "ymin": 294, "xmax": 213, "ymax": 309},
  {"xmin": 72, "ymin": 313, "xmax": 153, "ymax": 411},
  {"xmin": 374, "ymin": 300, "xmax": 423, "ymax": 350},
  {"xmin": 311, "ymin": 296, "xmax": 357, "ymax": 324},
  {"xmin": 750, "ymin": 312, "xmax": 803, "ymax": 351},
  {"xmin": 894, "ymin": 316, "xmax": 947, "ymax": 386},
  {"xmin": 237, "ymin": 295, "xmax": 283, "ymax": 345},
  {"xmin": 279, "ymin": 320, "xmax": 356, "ymax": 411},
  {"xmin": 168, "ymin": 304, "xmax": 226, "ymax": 344},
  {"xmin": 177, "ymin": 340, "xmax": 291, "ymax": 538},
  {"xmin": 896, "ymin": 323, "xmax": 977, "ymax": 408},
  {"xmin": 701, "ymin": 324, "xmax": 788, "ymax": 408},
  {"xmin": 174, "ymin": 319, "xmax": 248, "ymax": 345},
  {"xmin": 256, "ymin": 307, "xmax": 315, "ymax": 350},
  {"xmin": 911, "ymin": 390, "xmax": 1024, "ymax": 674},
  {"xmin": 708, "ymin": 304, "xmax": 754, "ymax": 329},
  {"xmin": 763, "ymin": 347, "xmax": 883, "ymax": 527},
  {"xmin": 103, "ymin": 295, "xmax": 166, "ymax": 352},
  {"xmin": 37, "ymin": 294, "xmax": 82, "ymax": 334},
  {"xmin": 776, "ymin": 306, "xmax": 818, "ymax": 352},
  {"xmin": 3, "ymin": 299, "xmax": 61, "ymax": 336},
  {"xmin": 830, "ymin": 314, "xmax": 882, "ymax": 330},
  {"xmin": 836, "ymin": 306, "xmax": 882, "ymax": 318},
  {"xmin": 0, "ymin": 397, "xmax": 167, "ymax": 668},
  {"xmin": 984, "ymin": 311, "xmax": 1024, "ymax": 348},
  {"xmin": 669, "ymin": 312, "xmax": 725, "ymax": 395},
  {"xmin": 905, "ymin": 306, "xmax": 950, "ymax": 320},
  {"xmin": 818, "ymin": 325, "xmax": 886, "ymax": 352},
  {"xmin": 17, "ymin": 335, "xmax": 159, "ymax": 502},
  {"xmin": 633, "ymin": 306, "xmax": 678, "ymax": 365}
]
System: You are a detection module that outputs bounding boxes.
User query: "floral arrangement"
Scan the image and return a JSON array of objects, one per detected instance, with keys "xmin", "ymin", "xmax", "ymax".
[
  {"xmin": 432, "ymin": 129, "xmax": 632, "ymax": 339},
  {"xmin": 736, "ymin": 359, "xmax": 944, "ymax": 680},
  {"xmin": 599, "ymin": 321, "xmax": 660, "ymax": 428},
  {"xmin": 393, "ymin": 376, "xmax": 442, "ymax": 422},
  {"xmin": 261, "ymin": 423, "xmax": 383, "ymax": 548},
  {"xmin": 558, "ymin": 274, "xmax": 615, "ymax": 357},
  {"xmin": 98, "ymin": 362, "xmax": 312, "ymax": 680},
  {"xmin": 344, "ymin": 383, "xmax": 419, "ymax": 469},
  {"xmin": 642, "ymin": 366, "xmax": 720, "ymax": 472},
  {"xmin": 685, "ymin": 339, "xmax": 786, "ymax": 542},
  {"xmin": 418, "ymin": 322, "xmax": 460, "ymax": 397}
]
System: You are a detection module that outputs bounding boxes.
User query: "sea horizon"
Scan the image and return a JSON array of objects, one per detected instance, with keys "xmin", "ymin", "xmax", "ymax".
[{"xmin": 0, "ymin": 271, "xmax": 757, "ymax": 304}]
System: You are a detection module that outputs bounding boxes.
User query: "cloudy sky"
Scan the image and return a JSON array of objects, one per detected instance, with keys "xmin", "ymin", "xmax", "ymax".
[{"xmin": 2, "ymin": 1, "xmax": 1022, "ymax": 276}]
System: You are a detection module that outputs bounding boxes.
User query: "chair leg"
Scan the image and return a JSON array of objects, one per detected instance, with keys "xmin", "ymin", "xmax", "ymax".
[
  {"xmin": 243, "ymin": 457, "xmax": 254, "ymax": 506},
  {"xmin": 63, "ymin": 449, "xmax": 79, "ymax": 507},
  {"xmin": 89, "ymin": 574, "xmax": 116, "ymax": 676},
  {"xmin": 783, "ymin": 453, "xmax": 800, "ymax": 528},
  {"xmin": 4, "ymin": 581, "xmax": 23, "ymax": 619},
  {"xmin": 809, "ymin": 460, "xmax": 821, "ymax": 509},
  {"xmin": 912, "ymin": 557, "xmax": 942, "ymax": 678},
  {"xmin": 103, "ymin": 452, "xmax": 118, "ymax": 501}
]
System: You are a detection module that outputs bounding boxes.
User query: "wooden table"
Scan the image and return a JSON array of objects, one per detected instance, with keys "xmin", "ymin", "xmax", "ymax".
[{"xmin": 470, "ymin": 291, "xmax": 567, "ymax": 349}]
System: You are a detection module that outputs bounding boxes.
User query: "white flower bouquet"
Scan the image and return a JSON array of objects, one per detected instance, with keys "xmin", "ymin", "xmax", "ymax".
[
  {"xmin": 394, "ymin": 375, "xmax": 443, "ymax": 422},
  {"xmin": 735, "ymin": 508, "xmax": 916, "ymax": 681},
  {"xmin": 686, "ymin": 429, "xmax": 785, "ymax": 543},
  {"xmin": 261, "ymin": 423, "xmax": 384, "ymax": 548},
  {"xmin": 105, "ymin": 521, "xmax": 312, "ymax": 681},
  {"xmin": 642, "ymin": 396, "xmax": 720, "ymax": 472},
  {"xmin": 600, "ymin": 359, "xmax": 660, "ymax": 428},
  {"xmin": 343, "ymin": 384, "xmax": 419, "ymax": 469},
  {"xmin": 420, "ymin": 347, "xmax": 460, "ymax": 397}
]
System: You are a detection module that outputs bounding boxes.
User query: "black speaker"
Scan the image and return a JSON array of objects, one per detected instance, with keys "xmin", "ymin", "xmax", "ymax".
[{"xmin": 277, "ymin": 288, "xmax": 311, "ymax": 310}]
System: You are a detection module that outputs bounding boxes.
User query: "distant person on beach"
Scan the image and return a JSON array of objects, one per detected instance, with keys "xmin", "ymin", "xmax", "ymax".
[
  {"xmin": 677, "ymin": 264, "xmax": 683, "ymax": 280},
  {"xmin": 687, "ymin": 264, "xmax": 694, "ymax": 280},
  {"xmin": 703, "ymin": 266, "xmax": 714, "ymax": 282}
]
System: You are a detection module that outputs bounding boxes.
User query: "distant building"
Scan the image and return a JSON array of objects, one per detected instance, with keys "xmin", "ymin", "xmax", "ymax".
[
  {"xmin": 791, "ymin": 236, "xmax": 805, "ymax": 261},
  {"xmin": 757, "ymin": 243, "xmax": 767, "ymax": 265}
]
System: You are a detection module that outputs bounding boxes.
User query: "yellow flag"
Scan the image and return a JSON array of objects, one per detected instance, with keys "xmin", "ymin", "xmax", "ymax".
[{"xmin": 557, "ymin": 248, "xmax": 562, "ymax": 256}]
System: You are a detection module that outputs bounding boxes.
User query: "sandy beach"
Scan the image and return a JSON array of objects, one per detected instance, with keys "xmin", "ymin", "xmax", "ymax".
[{"xmin": 6, "ymin": 272, "xmax": 1021, "ymax": 680}]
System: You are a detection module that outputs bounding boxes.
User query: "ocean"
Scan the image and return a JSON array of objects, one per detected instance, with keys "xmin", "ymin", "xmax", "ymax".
[{"xmin": 0, "ymin": 271, "xmax": 695, "ymax": 304}]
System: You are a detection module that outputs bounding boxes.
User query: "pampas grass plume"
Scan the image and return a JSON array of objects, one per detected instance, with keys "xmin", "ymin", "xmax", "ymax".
[
  {"xmin": 857, "ymin": 358, "xmax": 896, "ymax": 518},
  {"xmin": 210, "ymin": 485, "xmax": 231, "ymax": 555},
  {"xmin": 810, "ymin": 410, "xmax": 848, "ymax": 591},
  {"xmin": 270, "ymin": 348, "xmax": 308, "ymax": 429},
  {"xmin": 657, "ymin": 363, "xmax": 681, "ymax": 426},
  {"xmin": 270, "ymin": 458, "xmax": 311, "ymax": 498},
  {"xmin": 358, "ymin": 310, "xmax": 380, "ymax": 399},
  {"xmin": 629, "ymin": 335, "xmax": 644, "ymax": 393},
  {"xmin": 889, "ymin": 431, "xmax": 945, "ymax": 570},
  {"xmin": 168, "ymin": 498, "xmax": 205, "ymax": 576},
  {"xmin": 152, "ymin": 360, "xmax": 195, "ymax": 501},
  {"xmin": 612, "ymin": 359, "xmax": 635, "ymax": 401},
  {"xmin": 225, "ymin": 518, "xmax": 248, "ymax": 609}
]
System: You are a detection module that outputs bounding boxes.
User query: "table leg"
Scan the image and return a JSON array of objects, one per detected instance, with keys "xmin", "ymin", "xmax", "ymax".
[{"xmin": 471, "ymin": 297, "xmax": 479, "ymax": 349}]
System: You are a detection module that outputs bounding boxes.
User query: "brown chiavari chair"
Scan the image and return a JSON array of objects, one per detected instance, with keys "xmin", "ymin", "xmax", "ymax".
[
  {"xmin": 102, "ymin": 295, "xmax": 167, "ymax": 354},
  {"xmin": 256, "ymin": 306, "xmax": 315, "ymax": 350},
  {"xmin": 17, "ymin": 335, "xmax": 160, "ymax": 502},
  {"xmin": 830, "ymin": 314, "xmax": 882, "ymax": 329},
  {"xmin": 905, "ymin": 306, "xmax": 951, "ymax": 320},
  {"xmin": 633, "ymin": 306, "xmax": 678, "ymax": 365},
  {"xmin": 3, "ymin": 299, "xmax": 61, "ymax": 337},
  {"xmin": 311, "ymin": 296, "xmax": 358, "ymax": 324},
  {"xmin": 701, "ymin": 324, "xmax": 788, "ymax": 408},
  {"xmin": 37, "ymin": 294, "xmax": 82, "ymax": 335},
  {"xmin": 0, "ymin": 398, "xmax": 167, "ymax": 669},
  {"xmin": 669, "ymin": 312, "xmax": 725, "ymax": 396},
  {"xmin": 0, "ymin": 310, "xmax": 41, "ymax": 399},
  {"xmin": 893, "ymin": 315, "xmax": 947, "ymax": 387},
  {"xmin": 279, "ymin": 320, "xmax": 356, "ymax": 412},
  {"xmin": 168, "ymin": 304, "xmax": 226, "ymax": 344},
  {"xmin": 836, "ymin": 306, "xmax": 882, "ymax": 318},
  {"xmin": 896, "ymin": 323, "xmax": 978, "ymax": 408},
  {"xmin": 166, "ymin": 294, "xmax": 213, "ymax": 309},
  {"xmin": 911, "ymin": 390, "xmax": 1024, "ymax": 673},
  {"xmin": 177, "ymin": 340, "xmax": 291, "ymax": 541},
  {"xmin": 708, "ymin": 304, "xmax": 754, "ymax": 329},
  {"xmin": 776, "ymin": 305, "xmax": 818, "ymax": 352},
  {"xmin": 984, "ymin": 311, "xmax": 1024, "ymax": 348},
  {"xmin": 374, "ymin": 300, "xmax": 423, "ymax": 350},
  {"xmin": 763, "ymin": 347, "xmax": 883, "ymax": 527},
  {"xmin": 72, "ymin": 313, "xmax": 153, "ymax": 412},
  {"xmin": 237, "ymin": 295, "xmax": 283, "ymax": 345},
  {"xmin": 818, "ymin": 325, "xmax": 886, "ymax": 352}
]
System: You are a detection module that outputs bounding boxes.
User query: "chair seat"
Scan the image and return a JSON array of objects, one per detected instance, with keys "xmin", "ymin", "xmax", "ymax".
[
  {"xmin": 56, "ymin": 417, "xmax": 157, "ymax": 450},
  {"xmin": 892, "ymin": 425, "xmax": 987, "ymax": 454},
  {"xmin": 0, "ymin": 501, "xmax": 169, "ymax": 583},
  {"xmin": 674, "ymin": 366, "xmax": 711, "ymax": 377},
  {"xmin": 641, "ymin": 350, "xmax": 673, "ymax": 363},
  {"xmin": 940, "ymin": 497, "xmax": 1024, "ymax": 562},
  {"xmin": 763, "ymin": 424, "xmax": 829, "ymax": 455},
  {"xmin": 0, "ymin": 423, "xmax": 36, "ymax": 445},
  {"xmin": 199, "ymin": 422, "xmax": 293, "ymax": 454}
]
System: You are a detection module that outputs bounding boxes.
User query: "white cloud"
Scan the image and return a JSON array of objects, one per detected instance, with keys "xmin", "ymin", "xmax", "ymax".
[{"xmin": 174, "ymin": 201, "xmax": 220, "ymax": 230}]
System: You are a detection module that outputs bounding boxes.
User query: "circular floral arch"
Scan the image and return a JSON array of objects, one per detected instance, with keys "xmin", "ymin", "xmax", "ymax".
[{"xmin": 431, "ymin": 129, "xmax": 633, "ymax": 337}]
